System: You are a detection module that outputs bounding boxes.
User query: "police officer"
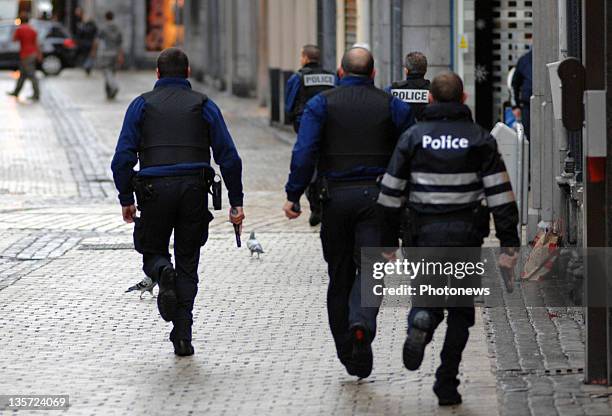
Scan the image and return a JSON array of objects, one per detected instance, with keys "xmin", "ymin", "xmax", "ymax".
[
  {"xmin": 285, "ymin": 45, "xmax": 336, "ymax": 133},
  {"xmin": 377, "ymin": 72, "xmax": 519, "ymax": 405},
  {"xmin": 283, "ymin": 47, "xmax": 414, "ymax": 379},
  {"xmin": 111, "ymin": 48, "xmax": 245, "ymax": 357},
  {"xmin": 285, "ymin": 45, "xmax": 336, "ymax": 227},
  {"xmin": 387, "ymin": 52, "xmax": 431, "ymax": 121}
]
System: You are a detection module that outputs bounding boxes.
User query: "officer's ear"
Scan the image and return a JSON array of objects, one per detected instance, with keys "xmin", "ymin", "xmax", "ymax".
[
  {"xmin": 404, "ymin": 67, "xmax": 409, "ymax": 76},
  {"xmin": 370, "ymin": 68, "xmax": 376, "ymax": 80},
  {"xmin": 428, "ymin": 92, "xmax": 434, "ymax": 104},
  {"xmin": 156, "ymin": 68, "xmax": 160, "ymax": 80},
  {"xmin": 187, "ymin": 66, "xmax": 192, "ymax": 79},
  {"xmin": 338, "ymin": 67, "xmax": 345, "ymax": 79},
  {"xmin": 461, "ymin": 92, "xmax": 468, "ymax": 104}
]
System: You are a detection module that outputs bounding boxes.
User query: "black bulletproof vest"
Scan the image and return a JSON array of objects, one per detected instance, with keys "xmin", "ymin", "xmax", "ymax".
[
  {"xmin": 293, "ymin": 64, "xmax": 335, "ymax": 119},
  {"xmin": 139, "ymin": 86, "xmax": 211, "ymax": 169},
  {"xmin": 318, "ymin": 85, "xmax": 396, "ymax": 174},
  {"xmin": 391, "ymin": 77, "xmax": 431, "ymax": 121}
]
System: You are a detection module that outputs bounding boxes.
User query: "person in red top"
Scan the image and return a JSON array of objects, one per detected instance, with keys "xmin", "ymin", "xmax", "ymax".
[{"xmin": 7, "ymin": 14, "xmax": 41, "ymax": 101}]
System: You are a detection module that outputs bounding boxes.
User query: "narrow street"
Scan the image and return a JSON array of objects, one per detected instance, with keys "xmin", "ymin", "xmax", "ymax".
[{"xmin": 0, "ymin": 70, "xmax": 609, "ymax": 415}]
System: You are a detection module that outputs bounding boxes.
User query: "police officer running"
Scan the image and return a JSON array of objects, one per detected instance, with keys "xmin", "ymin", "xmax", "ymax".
[
  {"xmin": 284, "ymin": 47, "xmax": 413, "ymax": 378},
  {"xmin": 111, "ymin": 48, "xmax": 245, "ymax": 357},
  {"xmin": 387, "ymin": 52, "xmax": 431, "ymax": 121},
  {"xmin": 285, "ymin": 45, "xmax": 336, "ymax": 227},
  {"xmin": 377, "ymin": 72, "xmax": 519, "ymax": 405}
]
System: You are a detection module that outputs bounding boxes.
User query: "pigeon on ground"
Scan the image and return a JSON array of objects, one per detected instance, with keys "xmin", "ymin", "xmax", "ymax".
[
  {"xmin": 247, "ymin": 232, "xmax": 264, "ymax": 258},
  {"xmin": 126, "ymin": 276, "xmax": 157, "ymax": 299}
]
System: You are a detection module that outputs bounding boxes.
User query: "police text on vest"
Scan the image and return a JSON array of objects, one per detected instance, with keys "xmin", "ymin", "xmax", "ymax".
[
  {"xmin": 422, "ymin": 135, "xmax": 469, "ymax": 150},
  {"xmin": 391, "ymin": 89, "xmax": 429, "ymax": 104},
  {"xmin": 303, "ymin": 74, "xmax": 336, "ymax": 87}
]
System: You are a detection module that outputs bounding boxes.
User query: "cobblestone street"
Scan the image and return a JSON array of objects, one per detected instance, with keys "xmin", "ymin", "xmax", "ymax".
[{"xmin": 0, "ymin": 70, "xmax": 610, "ymax": 415}]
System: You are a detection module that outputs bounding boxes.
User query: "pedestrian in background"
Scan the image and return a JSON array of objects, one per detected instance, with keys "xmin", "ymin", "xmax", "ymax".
[
  {"xmin": 7, "ymin": 14, "xmax": 41, "ymax": 101},
  {"xmin": 285, "ymin": 45, "xmax": 336, "ymax": 227},
  {"xmin": 378, "ymin": 72, "xmax": 520, "ymax": 406},
  {"xmin": 387, "ymin": 51, "xmax": 431, "ymax": 121},
  {"xmin": 74, "ymin": 7, "xmax": 98, "ymax": 76},
  {"xmin": 284, "ymin": 47, "xmax": 414, "ymax": 379},
  {"xmin": 111, "ymin": 48, "xmax": 245, "ymax": 357},
  {"xmin": 91, "ymin": 11, "xmax": 123, "ymax": 99},
  {"xmin": 512, "ymin": 49, "xmax": 533, "ymax": 139}
]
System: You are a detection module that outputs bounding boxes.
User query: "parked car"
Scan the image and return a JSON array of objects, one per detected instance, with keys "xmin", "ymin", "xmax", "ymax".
[{"xmin": 0, "ymin": 19, "xmax": 77, "ymax": 76}]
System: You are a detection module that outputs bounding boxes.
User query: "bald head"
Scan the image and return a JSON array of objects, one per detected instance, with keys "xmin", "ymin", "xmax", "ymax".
[
  {"xmin": 341, "ymin": 47, "xmax": 375, "ymax": 77},
  {"xmin": 430, "ymin": 71, "xmax": 464, "ymax": 103}
]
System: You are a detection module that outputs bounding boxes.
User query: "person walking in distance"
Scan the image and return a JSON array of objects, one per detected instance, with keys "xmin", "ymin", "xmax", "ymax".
[
  {"xmin": 7, "ymin": 14, "xmax": 41, "ymax": 101},
  {"xmin": 91, "ymin": 11, "xmax": 124, "ymax": 99}
]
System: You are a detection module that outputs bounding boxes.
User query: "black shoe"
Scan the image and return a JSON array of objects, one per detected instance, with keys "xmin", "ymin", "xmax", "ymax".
[
  {"xmin": 107, "ymin": 88, "xmax": 118, "ymax": 100},
  {"xmin": 308, "ymin": 211, "xmax": 321, "ymax": 227},
  {"xmin": 434, "ymin": 381, "xmax": 462, "ymax": 406},
  {"xmin": 157, "ymin": 266, "xmax": 178, "ymax": 322},
  {"xmin": 403, "ymin": 311, "xmax": 433, "ymax": 371},
  {"xmin": 28, "ymin": 95, "xmax": 39, "ymax": 101},
  {"xmin": 346, "ymin": 324, "xmax": 373, "ymax": 379},
  {"xmin": 6, "ymin": 92, "xmax": 18, "ymax": 97},
  {"xmin": 173, "ymin": 340, "xmax": 194, "ymax": 357}
]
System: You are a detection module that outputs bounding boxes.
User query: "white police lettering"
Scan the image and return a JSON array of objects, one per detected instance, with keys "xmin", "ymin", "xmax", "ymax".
[
  {"xmin": 303, "ymin": 74, "xmax": 335, "ymax": 87},
  {"xmin": 422, "ymin": 135, "xmax": 470, "ymax": 150},
  {"xmin": 391, "ymin": 89, "xmax": 429, "ymax": 104}
]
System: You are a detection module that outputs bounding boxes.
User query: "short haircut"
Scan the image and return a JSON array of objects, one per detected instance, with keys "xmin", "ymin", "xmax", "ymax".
[
  {"xmin": 341, "ymin": 47, "xmax": 375, "ymax": 77},
  {"xmin": 157, "ymin": 47, "xmax": 190, "ymax": 79},
  {"xmin": 20, "ymin": 14, "xmax": 29, "ymax": 23},
  {"xmin": 405, "ymin": 52, "xmax": 428, "ymax": 75},
  {"xmin": 105, "ymin": 11, "xmax": 114, "ymax": 21},
  {"xmin": 430, "ymin": 71, "xmax": 464, "ymax": 103},
  {"xmin": 302, "ymin": 45, "xmax": 321, "ymax": 63}
]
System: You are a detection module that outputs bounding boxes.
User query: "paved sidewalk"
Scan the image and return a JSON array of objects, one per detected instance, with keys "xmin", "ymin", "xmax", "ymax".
[{"xmin": 0, "ymin": 69, "xmax": 608, "ymax": 415}]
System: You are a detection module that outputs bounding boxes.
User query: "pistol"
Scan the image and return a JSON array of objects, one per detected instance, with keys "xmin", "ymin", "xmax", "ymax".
[{"xmin": 230, "ymin": 208, "xmax": 241, "ymax": 248}]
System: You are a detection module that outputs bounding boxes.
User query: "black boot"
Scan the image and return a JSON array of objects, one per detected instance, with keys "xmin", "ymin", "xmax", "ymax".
[
  {"xmin": 346, "ymin": 324, "xmax": 373, "ymax": 379},
  {"xmin": 157, "ymin": 266, "xmax": 178, "ymax": 322},
  {"xmin": 173, "ymin": 340, "xmax": 195, "ymax": 357},
  {"xmin": 403, "ymin": 311, "xmax": 433, "ymax": 371},
  {"xmin": 434, "ymin": 379, "xmax": 462, "ymax": 406}
]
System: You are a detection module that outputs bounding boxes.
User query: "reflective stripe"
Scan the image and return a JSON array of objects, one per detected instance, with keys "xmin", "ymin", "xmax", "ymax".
[
  {"xmin": 487, "ymin": 191, "xmax": 516, "ymax": 207},
  {"xmin": 482, "ymin": 172, "xmax": 511, "ymax": 188},
  {"xmin": 411, "ymin": 172, "xmax": 480, "ymax": 186},
  {"xmin": 410, "ymin": 190, "xmax": 484, "ymax": 205},
  {"xmin": 381, "ymin": 173, "xmax": 408, "ymax": 191},
  {"xmin": 378, "ymin": 193, "xmax": 403, "ymax": 208}
]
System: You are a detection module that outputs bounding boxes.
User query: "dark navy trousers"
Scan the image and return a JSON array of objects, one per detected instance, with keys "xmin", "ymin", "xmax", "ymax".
[
  {"xmin": 134, "ymin": 175, "xmax": 212, "ymax": 342},
  {"xmin": 320, "ymin": 183, "xmax": 383, "ymax": 361}
]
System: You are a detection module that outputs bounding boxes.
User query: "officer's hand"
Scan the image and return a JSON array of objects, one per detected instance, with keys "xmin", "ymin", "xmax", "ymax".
[
  {"xmin": 122, "ymin": 205, "xmax": 136, "ymax": 224},
  {"xmin": 283, "ymin": 201, "xmax": 301, "ymax": 220},
  {"xmin": 512, "ymin": 108, "xmax": 522, "ymax": 121},
  {"xmin": 229, "ymin": 207, "xmax": 245, "ymax": 225},
  {"xmin": 498, "ymin": 252, "xmax": 519, "ymax": 270}
]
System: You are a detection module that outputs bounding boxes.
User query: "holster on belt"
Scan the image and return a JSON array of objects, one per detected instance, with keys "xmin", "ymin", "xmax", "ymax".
[
  {"xmin": 202, "ymin": 167, "xmax": 222, "ymax": 211},
  {"xmin": 132, "ymin": 176, "xmax": 157, "ymax": 204}
]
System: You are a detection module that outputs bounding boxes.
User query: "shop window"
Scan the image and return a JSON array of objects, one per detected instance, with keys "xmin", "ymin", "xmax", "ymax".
[{"xmin": 146, "ymin": 0, "xmax": 184, "ymax": 52}]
